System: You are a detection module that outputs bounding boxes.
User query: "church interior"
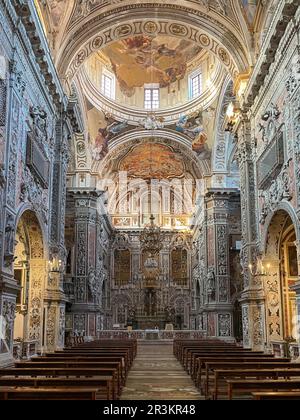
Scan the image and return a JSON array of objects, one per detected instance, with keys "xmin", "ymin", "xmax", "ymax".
[{"xmin": 0, "ymin": 0, "xmax": 300, "ymax": 401}]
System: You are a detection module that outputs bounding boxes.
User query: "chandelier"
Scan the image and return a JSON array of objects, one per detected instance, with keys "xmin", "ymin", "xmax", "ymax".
[
  {"xmin": 140, "ymin": 215, "xmax": 164, "ymax": 255},
  {"xmin": 248, "ymin": 256, "xmax": 271, "ymax": 277}
]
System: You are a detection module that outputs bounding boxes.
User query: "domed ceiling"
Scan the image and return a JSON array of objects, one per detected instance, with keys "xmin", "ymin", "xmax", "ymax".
[{"xmin": 101, "ymin": 35, "xmax": 203, "ymax": 97}]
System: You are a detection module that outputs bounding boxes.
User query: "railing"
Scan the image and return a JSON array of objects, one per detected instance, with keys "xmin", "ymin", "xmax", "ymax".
[
  {"xmin": 289, "ymin": 342, "xmax": 300, "ymax": 360},
  {"xmin": 94, "ymin": 330, "xmax": 207, "ymax": 340},
  {"xmin": 13, "ymin": 340, "xmax": 38, "ymax": 359},
  {"xmin": 271, "ymin": 340, "xmax": 300, "ymax": 360}
]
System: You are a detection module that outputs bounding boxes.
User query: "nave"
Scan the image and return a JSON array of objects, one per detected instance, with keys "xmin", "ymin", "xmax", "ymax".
[
  {"xmin": 121, "ymin": 342, "xmax": 202, "ymax": 400},
  {"xmin": 1, "ymin": 0, "xmax": 300, "ymax": 402},
  {"xmin": 0, "ymin": 338, "xmax": 300, "ymax": 400}
]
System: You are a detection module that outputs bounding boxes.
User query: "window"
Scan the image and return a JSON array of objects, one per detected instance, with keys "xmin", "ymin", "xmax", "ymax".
[
  {"xmin": 144, "ymin": 86, "xmax": 160, "ymax": 110},
  {"xmin": 101, "ymin": 71, "xmax": 115, "ymax": 100},
  {"xmin": 189, "ymin": 71, "xmax": 202, "ymax": 99}
]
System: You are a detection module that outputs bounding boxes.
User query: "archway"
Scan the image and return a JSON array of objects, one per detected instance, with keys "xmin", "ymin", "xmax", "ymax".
[
  {"xmin": 263, "ymin": 210, "xmax": 299, "ymax": 344},
  {"xmin": 13, "ymin": 210, "xmax": 46, "ymax": 355}
]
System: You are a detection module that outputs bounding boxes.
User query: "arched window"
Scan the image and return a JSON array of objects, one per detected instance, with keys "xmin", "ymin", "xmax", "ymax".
[
  {"xmin": 189, "ymin": 70, "xmax": 202, "ymax": 99},
  {"xmin": 101, "ymin": 69, "xmax": 116, "ymax": 100}
]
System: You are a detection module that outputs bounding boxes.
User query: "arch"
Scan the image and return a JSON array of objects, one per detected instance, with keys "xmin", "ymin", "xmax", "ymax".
[
  {"xmin": 97, "ymin": 130, "xmax": 208, "ymax": 177},
  {"xmin": 261, "ymin": 203, "xmax": 300, "ymax": 255},
  {"xmin": 57, "ymin": 5, "xmax": 250, "ymax": 83},
  {"xmin": 15, "ymin": 205, "xmax": 48, "ymax": 259},
  {"xmin": 13, "ymin": 209, "xmax": 46, "ymax": 351},
  {"xmin": 262, "ymin": 208, "xmax": 299, "ymax": 344}
]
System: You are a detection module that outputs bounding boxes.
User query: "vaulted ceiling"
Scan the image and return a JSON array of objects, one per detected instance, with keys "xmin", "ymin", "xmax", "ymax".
[
  {"xmin": 35, "ymin": 1, "xmax": 276, "ymax": 189},
  {"xmin": 36, "ymin": 0, "xmax": 274, "ymax": 85}
]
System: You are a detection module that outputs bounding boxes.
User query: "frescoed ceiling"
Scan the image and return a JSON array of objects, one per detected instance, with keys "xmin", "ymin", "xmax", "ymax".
[
  {"xmin": 119, "ymin": 143, "xmax": 185, "ymax": 180},
  {"xmin": 101, "ymin": 36, "xmax": 203, "ymax": 97}
]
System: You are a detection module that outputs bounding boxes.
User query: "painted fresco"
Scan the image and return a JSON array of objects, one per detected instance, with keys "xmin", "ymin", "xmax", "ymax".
[
  {"xmin": 49, "ymin": 0, "xmax": 66, "ymax": 26},
  {"xmin": 240, "ymin": 0, "xmax": 257, "ymax": 23},
  {"xmin": 119, "ymin": 143, "xmax": 185, "ymax": 179},
  {"xmin": 91, "ymin": 113, "xmax": 130, "ymax": 161},
  {"xmin": 101, "ymin": 35, "xmax": 202, "ymax": 97},
  {"xmin": 173, "ymin": 111, "xmax": 211, "ymax": 159},
  {"xmin": 90, "ymin": 110, "xmax": 211, "ymax": 162}
]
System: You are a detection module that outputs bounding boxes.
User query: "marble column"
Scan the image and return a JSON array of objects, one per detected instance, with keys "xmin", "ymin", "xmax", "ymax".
[
  {"xmin": 237, "ymin": 115, "xmax": 266, "ymax": 350},
  {"xmin": 44, "ymin": 119, "xmax": 70, "ymax": 352},
  {"xmin": 69, "ymin": 188, "xmax": 102, "ymax": 338},
  {"xmin": 0, "ymin": 60, "xmax": 25, "ymax": 365},
  {"xmin": 203, "ymin": 189, "xmax": 234, "ymax": 340}
]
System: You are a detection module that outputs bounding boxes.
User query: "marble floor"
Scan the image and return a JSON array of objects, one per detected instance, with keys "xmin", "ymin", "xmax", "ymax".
[{"xmin": 121, "ymin": 342, "xmax": 203, "ymax": 400}]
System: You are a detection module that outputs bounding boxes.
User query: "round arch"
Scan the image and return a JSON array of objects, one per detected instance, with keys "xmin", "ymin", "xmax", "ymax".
[
  {"xmin": 13, "ymin": 209, "xmax": 47, "ymax": 350},
  {"xmin": 15, "ymin": 204, "xmax": 48, "ymax": 260},
  {"xmin": 261, "ymin": 202, "xmax": 300, "ymax": 255},
  {"xmin": 261, "ymin": 207, "xmax": 300, "ymax": 344},
  {"xmin": 57, "ymin": 5, "xmax": 250, "ymax": 83},
  {"xmin": 96, "ymin": 130, "xmax": 209, "ymax": 177}
]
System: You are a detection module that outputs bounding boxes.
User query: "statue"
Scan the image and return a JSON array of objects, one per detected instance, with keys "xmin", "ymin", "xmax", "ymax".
[
  {"xmin": 5, "ymin": 214, "xmax": 15, "ymax": 257},
  {"xmin": 207, "ymin": 269, "xmax": 216, "ymax": 301},
  {"xmin": 30, "ymin": 105, "xmax": 47, "ymax": 140},
  {"xmin": 0, "ymin": 164, "xmax": 5, "ymax": 188},
  {"xmin": 76, "ymin": 281, "xmax": 85, "ymax": 302},
  {"xmin": 141, "ymin": 114, "xmax": 165, "ymax": 130},
  {"xmin": 88, "ymin": 269, "xmax": 100, "ymax": 304}
]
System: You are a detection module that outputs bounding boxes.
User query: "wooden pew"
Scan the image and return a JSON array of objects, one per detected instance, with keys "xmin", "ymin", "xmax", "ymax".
[
  {"xmin": 0, "ymin": 376, "xmax": 114, "ymax": 400},
  {"xmin": 200, "ymin": 360, "xmax": 295, "ymax": 391},
  {"xmin": 174, "ymin": 340, "xmax": 234, "ymax": 359},
  {"xmin": 52, "ymin": 350, "xmax": 131, "ymax": 369},
  {"xmin": 22, "ymin": 358, "xmax": 125, "ymax": 382},
  {"xmin": 0, "ymin": 387, "xmax": 104, "ymax": 400},
  {"xmin": 189, "ymin": 351, "xmax": 266, "ymax": 377},
  {"xmin": 252, "ymin": 392, "xmax": 300, "ymax": 400},
  {"xmin": 213, "ymin": 369, "xmax": 300, "ymax": 400},
  {"xmin": 227, "ymin": 379, "xmax": 300, "ymax": 400},
  {"xmin": 195, "ymin": 356, "xmax": 290, "ymax": 389},
  {"xmin": 0, "ymin": 338, "xmax": 137, "ymax": 400},
  {"xmin": 66, "ymin": 346, "xmax": 135, "ymax": 363},
  {"xmin": 15, "ymin": 362, "xmax": 123, "ymax": 395}
]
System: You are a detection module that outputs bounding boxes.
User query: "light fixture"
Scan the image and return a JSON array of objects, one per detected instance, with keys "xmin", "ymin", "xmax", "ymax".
[
  {"xmin": 226, "ymin": 102, "xmax": 235, "ymax": 119},
  {"xmin": 140, "ymin": 214, "xmax": 164, "ymax": 255},
  {"xmin": 48, "ymin": 255, "xmax": 62, "ymax": 273},
  {"xmin": 225, "ymin": 100, "xmax": 240, "ymax": 132},
  {"xmin": 248, "ymin": 257, "xmax": 271, "ymax": 277}
]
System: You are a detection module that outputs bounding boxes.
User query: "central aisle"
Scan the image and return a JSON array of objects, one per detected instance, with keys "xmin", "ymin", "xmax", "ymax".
[{"xmin": 121, "ymin": 342, "xmax": 203, "ymax": 400}]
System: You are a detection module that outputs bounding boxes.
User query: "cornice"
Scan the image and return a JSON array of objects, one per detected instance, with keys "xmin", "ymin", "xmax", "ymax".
[
  {"xmin": 11, "ymin": 0, "xmax": 67, "ymax": 110},
  {"xmin": 242, "ymin": 0, "xmax": 299, "ymax": 110},
  {"xmin": 77, "ymin": 64, "xmax": 225, "ymax": 125}
]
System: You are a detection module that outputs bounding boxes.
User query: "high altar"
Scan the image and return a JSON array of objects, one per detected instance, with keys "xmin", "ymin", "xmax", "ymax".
[{"xmin": 111, "ymin": 216, "xmax": 192, "ymax": 330}]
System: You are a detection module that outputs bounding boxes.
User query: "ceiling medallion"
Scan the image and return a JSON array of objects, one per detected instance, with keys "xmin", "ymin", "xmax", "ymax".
[{"xmin": 144, "ymin": 21, "xmax": 158, "ymax": 34}]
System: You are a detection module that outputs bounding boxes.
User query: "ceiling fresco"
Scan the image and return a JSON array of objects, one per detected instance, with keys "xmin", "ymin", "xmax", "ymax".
[
  {"xmin": 89, "ymin": 110, "xmax": 211, "ymax": 162},
  {"xmin": 173, "ymin": 111, "xmax": 211, "ymax": 160},
  {"xmin": 118, "ymin": 143, "xmax": 185, "ymax": 180},
  {"xmin": 240, "ymin": 0, "xmax": 258, "ymax": 24},
  {"xmin": 101, "ymin": 35, "xmax": 203, "ymax": 97}
]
